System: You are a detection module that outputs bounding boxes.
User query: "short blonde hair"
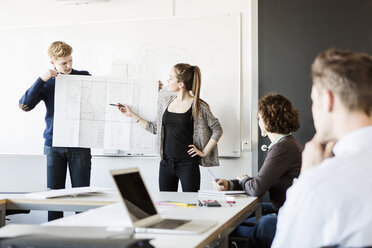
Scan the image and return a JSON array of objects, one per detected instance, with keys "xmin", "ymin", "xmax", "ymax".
[
  {"xmin": 312, "ymin": 48, "xmax": 372, "ymax": 116},
  {"xmin": 47, "ymin": 41, "xmax": 73, "ymax": 60}
]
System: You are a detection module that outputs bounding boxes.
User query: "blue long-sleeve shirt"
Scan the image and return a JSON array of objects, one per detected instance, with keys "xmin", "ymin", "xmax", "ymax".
[{"xmin": 19, "ymin": 69, "xmax": 90, "ymax": 146}]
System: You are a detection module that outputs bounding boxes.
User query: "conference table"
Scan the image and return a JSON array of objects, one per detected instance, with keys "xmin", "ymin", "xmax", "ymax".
[
  {"xmin": 0, "ymin": 191, "xmax": 261, "ymax": 248},
  {"xmin": 46, "ymin": 192, "xmax": 261, "ymax": 248},
  {"xmin": 0, "ymin": 190, "xmax": 120, "ymax": 226}
]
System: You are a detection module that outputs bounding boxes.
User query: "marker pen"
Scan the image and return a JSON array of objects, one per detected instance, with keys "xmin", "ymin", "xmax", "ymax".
[{"xmin": 109, "ymin": 103, "xmax": 124, "ymax": 107}]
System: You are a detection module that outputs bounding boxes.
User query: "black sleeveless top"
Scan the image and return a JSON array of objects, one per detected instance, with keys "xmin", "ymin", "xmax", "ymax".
[{"xmin": 162, "ymin": 106, "xmax": 195, "ymax": 160}]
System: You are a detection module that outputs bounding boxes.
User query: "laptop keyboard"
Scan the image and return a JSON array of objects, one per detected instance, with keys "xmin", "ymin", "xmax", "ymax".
[{"xmin": 148, "ymin": 219, "xmax": 191, "ymax": 229}]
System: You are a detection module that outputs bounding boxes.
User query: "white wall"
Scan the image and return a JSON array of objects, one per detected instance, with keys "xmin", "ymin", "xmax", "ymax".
[{"xmin": 0, "ymin": 0, "xmax": 258, "ymax": 224}]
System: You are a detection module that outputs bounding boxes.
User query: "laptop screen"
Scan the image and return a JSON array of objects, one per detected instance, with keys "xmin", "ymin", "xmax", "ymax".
[{"xmin": 112, "ymin": 171, "xmax": 158, "ymax": 222}]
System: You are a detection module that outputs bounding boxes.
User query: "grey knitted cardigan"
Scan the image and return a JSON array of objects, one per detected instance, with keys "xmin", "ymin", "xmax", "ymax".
[{"xmin": 146, "ymin": 95, "xmax": 223, "ymax": 167}]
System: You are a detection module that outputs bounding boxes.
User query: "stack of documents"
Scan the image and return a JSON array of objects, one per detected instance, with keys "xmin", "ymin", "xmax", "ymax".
[{"xmin": 197, "ymin": 190, "xmax": 246, "ymax": 197}]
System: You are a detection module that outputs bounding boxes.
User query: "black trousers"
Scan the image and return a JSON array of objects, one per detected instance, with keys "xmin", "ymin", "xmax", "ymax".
[{"xmin": 159, "ymin": 159, "xmax": 200, "ymax": 192}]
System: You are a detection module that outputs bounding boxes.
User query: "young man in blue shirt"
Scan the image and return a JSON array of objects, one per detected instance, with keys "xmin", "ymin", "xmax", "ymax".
[{"xmin": 19, "ymin": 41, "xmax": 92, "ymax": 221}]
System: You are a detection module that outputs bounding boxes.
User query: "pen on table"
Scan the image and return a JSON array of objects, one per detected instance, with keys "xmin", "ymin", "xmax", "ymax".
[
  {"xmin": 157, "ymin": 201, "xmax": 196, "ymax": 207},
  {"xmin": 169, "ymin": 202, "xmax": 196, "ymax": 207}
]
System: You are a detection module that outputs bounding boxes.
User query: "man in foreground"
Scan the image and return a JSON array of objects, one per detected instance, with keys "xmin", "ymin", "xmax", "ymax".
[{"xmin": 272, "ymin": 48, "xmax": 372, "ymax": 248}]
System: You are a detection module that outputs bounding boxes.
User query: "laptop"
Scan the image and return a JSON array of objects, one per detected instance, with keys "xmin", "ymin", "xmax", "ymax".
[{"xmin": 110, "ymin": 167, "xmax": 217, "ymax": 235}]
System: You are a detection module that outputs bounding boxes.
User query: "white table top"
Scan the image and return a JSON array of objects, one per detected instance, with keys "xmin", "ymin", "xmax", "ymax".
[
  {"xmin": 45, "ymin": 192, "xmax": 259, "ymax": 248},
  {"xmin": 1, "ymin": 190, "xmax": 120, "ymax": 211}
]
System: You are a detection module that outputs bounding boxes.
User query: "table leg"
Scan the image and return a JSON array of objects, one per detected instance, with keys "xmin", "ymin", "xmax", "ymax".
[
  {"xmin": 0, "ymin": 201, "xmax": 6, "ymax": 227},
  {"xmin": 255, "ymin": 202, "xmax": 262, "ymax": 223}
]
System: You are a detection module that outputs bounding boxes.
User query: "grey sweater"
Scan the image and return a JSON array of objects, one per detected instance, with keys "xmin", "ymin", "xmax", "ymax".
[
  {"xmin": 231, "ymin": 135, "xmax": 302, "ymax": 210},
  {"xmin": 146, "ymin": 95, "xmax": 223, "ymax": 167}
]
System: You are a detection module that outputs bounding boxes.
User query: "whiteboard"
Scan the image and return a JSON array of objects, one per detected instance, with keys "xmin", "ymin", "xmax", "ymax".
[{"xmin": 0, "ymin": 13, "xmax": 241, "ymax": 157}]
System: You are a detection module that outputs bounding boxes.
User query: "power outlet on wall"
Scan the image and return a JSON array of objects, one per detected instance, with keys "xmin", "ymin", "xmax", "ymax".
[{"xmin": 241, "ymin": 140, "xmax": 251, "ymax": 151}]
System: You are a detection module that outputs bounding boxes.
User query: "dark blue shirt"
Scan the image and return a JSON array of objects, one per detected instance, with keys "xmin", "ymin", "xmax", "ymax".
[{"xmin": 19, "ymin": 69, "xmax": 90, "ymax": 146}]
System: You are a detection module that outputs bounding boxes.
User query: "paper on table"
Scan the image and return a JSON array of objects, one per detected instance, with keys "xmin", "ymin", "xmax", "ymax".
[
  {"xmin": 24, "ymin": 186, "xmax": 114, "ymax": 199},
  {"xmin": 198, "ymin": 190, "xmax": 246, "ymax": 196}
]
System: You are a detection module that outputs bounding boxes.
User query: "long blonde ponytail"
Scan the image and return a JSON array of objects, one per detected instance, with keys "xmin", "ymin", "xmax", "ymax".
[{"xmin": 173, "ymin": 63, "xmax": 202, "ymax": 122}]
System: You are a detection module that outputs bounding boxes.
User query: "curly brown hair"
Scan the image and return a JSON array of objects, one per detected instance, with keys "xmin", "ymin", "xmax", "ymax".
[{"xmin": 258, "ymin": 93, "xmax": 300, "ymax": 134}]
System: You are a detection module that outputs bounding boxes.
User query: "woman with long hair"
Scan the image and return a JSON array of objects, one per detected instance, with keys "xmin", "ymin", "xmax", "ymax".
[{"xmin": 117, "ymin": 63, "xmax": 223, "ymax": 192}]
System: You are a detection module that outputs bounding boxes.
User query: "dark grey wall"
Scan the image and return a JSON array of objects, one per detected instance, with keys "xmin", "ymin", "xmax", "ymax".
[{"xmin": 258, "ymin": 0, "xmax": 372, "ymax": 170}]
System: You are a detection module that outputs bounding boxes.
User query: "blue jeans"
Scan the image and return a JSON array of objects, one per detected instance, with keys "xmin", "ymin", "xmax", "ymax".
[
  {"xmin": 159, "ymin": 159, "xmax": 200, "ymax": 192},
  {"xmin": 231, "ymin": 203, "xmax": 278, "ymax": 248},
  {"xmin": 44, "ymin": 146, "xmax": 92, "ymax": 221},
  {"xmin": 245, "ymin": 214, "xmax": 277, "ymax": 248}
]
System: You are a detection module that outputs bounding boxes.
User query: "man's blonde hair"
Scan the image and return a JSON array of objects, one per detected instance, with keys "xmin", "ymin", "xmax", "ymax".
[
  {"xmin": 312, "ymin": 48, "xmax": 372, "ymax": 116},
  {"xmin": 47, "ymin": 41, "xmax": 73, "ymax": 60}
]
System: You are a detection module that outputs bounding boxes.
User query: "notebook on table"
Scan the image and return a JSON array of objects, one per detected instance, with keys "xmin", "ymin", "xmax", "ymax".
[
  {"xmin": 110, "ymin": 167, "xmax": 216, "ymax": 235},
  {"xmin": 198, "ymin": 190, "xmax": 246, "ymax": 196}
]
